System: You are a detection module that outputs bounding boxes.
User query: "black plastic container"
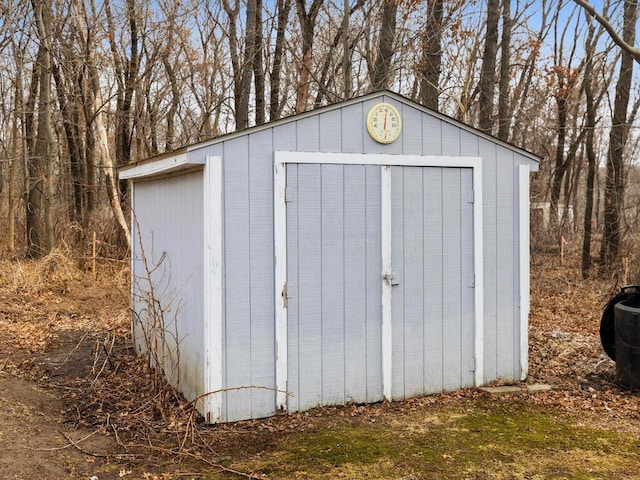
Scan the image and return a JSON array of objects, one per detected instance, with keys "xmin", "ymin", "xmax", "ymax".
[
  {"xmin": 614, "ymin": 296, "xmax": 640, "ymax": 390},
  {"xmin": 600, "ymin": 285, "xmax": 640, "ymax": 360}
]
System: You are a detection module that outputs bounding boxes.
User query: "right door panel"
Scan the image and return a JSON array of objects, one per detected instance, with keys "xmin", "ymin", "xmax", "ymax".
[{"xmin": 390, "ymin": 166, "xmax": 475, "ymax": 398}]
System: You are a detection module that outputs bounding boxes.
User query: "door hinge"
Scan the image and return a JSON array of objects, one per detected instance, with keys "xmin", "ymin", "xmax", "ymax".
[
  {"xmin": 285, "ymin": 187, "xmax": 295, "ymax": 203},
  {"xmin": 282, "ymin": 282, "xmax": 289, "ymax": 309},
  {"xmin": 469, "ymin": 358, "xmax": 476, "ymax": 372},
  {"xmin": 470, "ymin": 274, "xmax": 476, "ymax": 288},
  {"xmin": 468, "ymin": 190, "xmax": 475, "ymax": 203}
]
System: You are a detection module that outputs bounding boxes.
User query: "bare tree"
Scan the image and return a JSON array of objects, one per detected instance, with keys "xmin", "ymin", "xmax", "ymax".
[
  {"xmin": 496, "ymin": 0, "xmax": 512, "ymax": 141},
  {"xmin": 370, "ymin": 0, "xmax": 397, "ymax": 90},
  {"xmin": 269, "ymin": 0, "xmax": 293, "ymax": 121},
  {"xmin": 26, "ymin": 0, "xmax": 55, "ymax": 258},
  {"xmin": 104, "ymin": 0, "xmax": 140, "ymax": 202},
  {"xmin": 548, "ymin": 4, "xmax": 583, "ymax": 233},
  {"xmin": 478, "ymin": 0, "xmax": 500, "ymax": 133},
  {"xmin": 600, "ymin": 0, "xmax": 637, "ymax": 270},
  {"xmin": 295, "ymin": 0, "xmax": 324, "ymax": 113},
  {"xmin": 418, "ymin": 0, "xmax": 444, "ymax": 110}
]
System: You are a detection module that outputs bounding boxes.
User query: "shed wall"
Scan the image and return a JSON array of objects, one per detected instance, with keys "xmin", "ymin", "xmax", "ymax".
[
  {"xmin": 196, "ymin": 95, "xmax": 536, "ymax": 422},
  {"xmin": 131, "ymin": 171, "xmax": 206, "ymax": 403}
]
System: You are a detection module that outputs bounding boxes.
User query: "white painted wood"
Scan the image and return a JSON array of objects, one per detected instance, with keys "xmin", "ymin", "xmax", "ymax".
[
  {"xmin": 119, "ymin": 152, "xmax": 201, "ymax": 179},
  {"xmin": 519, "ymin": 165, "xmax": 530, "ymax": 381},
  {"xmin": 472, "ymin": 162, "xmax": 485, "ymax": 387},
  {"xmin": 203, "ymin": 156, "xmax": 223, "ymax": 422},
  {"xmin": 276, "ymin": 151, "xmax": 481, "ymax": 168},
  {"xmin": 274, "ymin": 156, "xmax": 288, "ymax": 411},
  {"xmin": 381, "ymin": 165, "xmax": 393, "ymax": 401}
]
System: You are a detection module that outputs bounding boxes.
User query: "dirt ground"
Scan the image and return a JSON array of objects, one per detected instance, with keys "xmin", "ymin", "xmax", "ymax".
[{"xmin": 0, "ymin": 249, "xmax": 639, "ymax": 479}]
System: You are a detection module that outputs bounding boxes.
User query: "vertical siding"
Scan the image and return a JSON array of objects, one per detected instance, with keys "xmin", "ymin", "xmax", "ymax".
[
  {"xmin": 441, "ymin": 168, "xmax": 464, "ymax": 390},
  {"xmin": 390, "ymin": 166, "xmax": 475, "ymax": 399},
  {"xmin": 222, "ymin": 136, "xmax": 253, "ymax": 422},
  {"xmin": 131, "ymin": 171, "xmax": 205, "ymax": 404},
  {"xmin": 287, "ymin": 163, "xmax": 383, "ymax": 412},
  {"xmin": 423, "ymin": 169, "xmax": 444, "ymax": 391},
  {"xmin": 364, "ymin": 166, "xmax": 383, "ymax": 402},
  {"xmin": 294, "ymin": 164, "xmax": 324, "ymax": 411},
  {"xmin": 400, "ymin": 167, "xmax": 425, "ymax": 397},
  {"xmin": 296, "ymin": 115, "xmax": 320, "ymax": 151},
  {"xmin": 390, "ymin": 167, "xmax": 405, "ymax": 397},
  {"xmin": 248, "ymin": 129, "xmax": 276, "ymax": 418},
  {"xmin": 320, "ymin": 165, "xmax": 346, "ymax": 405},
  {"xmin": 422, "ymin": 113, "xmax": 443, "ymax": 155},
  {"xmin": 496, "ymin": 146, "xmax": 517, "ymax": 381},
  {"xmin": 479, "ymin": 138, "xmax": 498, "ymax": 382},
  {"xmin": 319, "ymin": 109, "xmax": 342, "ymax": 152},
  {"xmin": 341, "ymin": 103, "xmax": 365, "ymax": 153},
  {"xmin": 441, "ymin": 122, "xmax": 461, "ymax": 156},
  {"xmin": 222, "ymin": 131, "xmax": 278, "ymax": 422},
  {"xmin": 400, "ymin": 103, "xmax": 423, "ymax": 155},
  {"xmin": 344, "ymin": 166, "xmax": 369, "ymax": 403}
]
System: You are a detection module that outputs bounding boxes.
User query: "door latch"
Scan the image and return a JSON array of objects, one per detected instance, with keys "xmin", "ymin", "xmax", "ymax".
[{"xmin": 382, "ymin": 272, "xmax": 400, "ymax": 286}]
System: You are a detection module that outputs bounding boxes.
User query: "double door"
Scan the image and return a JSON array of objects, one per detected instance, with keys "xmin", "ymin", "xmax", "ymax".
[{"xmin": 283, "ymin": 162, "xmax": 475, "ymax": 413}]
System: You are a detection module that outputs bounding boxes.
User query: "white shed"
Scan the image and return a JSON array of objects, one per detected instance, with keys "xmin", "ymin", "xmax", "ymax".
[{"xmin": 120, "ymin": 91, "xmax": 539, "ymax": 423}]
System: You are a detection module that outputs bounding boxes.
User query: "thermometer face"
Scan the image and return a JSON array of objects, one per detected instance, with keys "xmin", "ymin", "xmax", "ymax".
[{"xmin": 366, "ymin": 103, "xmax": 402, "ymax": 144}]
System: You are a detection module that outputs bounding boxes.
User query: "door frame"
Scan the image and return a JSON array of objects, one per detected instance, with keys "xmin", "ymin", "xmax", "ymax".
[{"xmin": 273, "ymin": 151, "xmax": 484, "ymax": 411}]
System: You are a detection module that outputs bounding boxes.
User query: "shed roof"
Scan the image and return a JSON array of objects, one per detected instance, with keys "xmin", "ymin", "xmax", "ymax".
[{"xmin": 120, "ymin": 90, "xmax": 540, "ymax": 179}]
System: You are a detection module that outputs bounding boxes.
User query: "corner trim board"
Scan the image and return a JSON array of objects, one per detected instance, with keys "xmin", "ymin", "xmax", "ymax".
[
  {"xmin": 203, "ymin": 156, "xmax": 224, "ymax": 422},
  {"xmin": 274, "ymin": 158, "xmax": 289, "ymax": 411}
]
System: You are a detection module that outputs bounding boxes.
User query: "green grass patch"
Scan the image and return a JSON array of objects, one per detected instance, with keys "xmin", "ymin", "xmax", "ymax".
[{"xmin": 223, "ymin": 400, "xmax": 640, "ymax": 479}]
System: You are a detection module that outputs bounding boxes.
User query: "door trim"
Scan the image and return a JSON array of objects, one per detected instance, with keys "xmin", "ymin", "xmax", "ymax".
[
  {"xmin": 518, "ymin": 165, "xmax": 530, "ymax": 381},
  {"xmin": 274, "ymin": 151, "xmax": 484, "ymax": 410}
]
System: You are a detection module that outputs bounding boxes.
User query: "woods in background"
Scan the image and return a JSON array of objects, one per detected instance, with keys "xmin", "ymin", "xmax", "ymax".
[{"xmin": 0, "ymin": 0, "xmax": 639, "ymax": 279}]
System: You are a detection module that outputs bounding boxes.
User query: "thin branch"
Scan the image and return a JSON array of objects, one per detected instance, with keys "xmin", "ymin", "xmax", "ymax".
[{"xmin": 572, "ymin": 0, "xmax": 640, "ymax": 63}]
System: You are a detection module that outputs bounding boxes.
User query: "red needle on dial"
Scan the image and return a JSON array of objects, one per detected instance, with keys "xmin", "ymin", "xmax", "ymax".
[{"xmin": 383, "ymin": 112, "xmax": 388, "ymax": 138}]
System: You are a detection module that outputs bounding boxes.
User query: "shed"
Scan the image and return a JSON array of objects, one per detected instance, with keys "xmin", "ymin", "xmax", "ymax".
[{"xmin": 120, "ymin": 91, "xmax": 539, "ymax": 423}]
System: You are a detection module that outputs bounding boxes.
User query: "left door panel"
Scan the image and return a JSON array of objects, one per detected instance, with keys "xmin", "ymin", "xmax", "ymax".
[{"xmin": 285, "ymin": 163, "xmax": 383, "ymax": 412}]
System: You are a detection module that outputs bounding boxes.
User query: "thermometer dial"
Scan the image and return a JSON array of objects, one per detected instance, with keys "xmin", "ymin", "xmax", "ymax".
[{"xmin": 366, "ymin": 103, "xmax": 402, "ymax": 144}]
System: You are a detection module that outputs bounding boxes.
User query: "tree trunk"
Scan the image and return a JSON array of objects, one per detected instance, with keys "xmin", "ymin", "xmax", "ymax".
[
  {"xmin": 52, "ymin": 60, "xmax": 86, "ymax": 225},
  {"xmin": 371, "ymin": 0, "xmax": 397, "ymax": 90},
  {"xmin": 601, "ymin": 0, "xmax": 637, "ymax": 270},
  {"xmin": 162, "ymin": 55, "xmax": 180, "ymax": 151},
  {"xmin": 497, "ymin": 0, "xmax": 511, "ymax": 141},
  {"xmin": 74, "ymin": 0, "xmax": 131, "ymax": 249},
  {"xmin": 549, "ymin": 95, "xmax": 568, "ymax": 232},
  {"xmin": 419, "ymin": 0, "xmax": 444, "ymax": 110},
  {"xmin": 478, "ymin": 0, "xmax": 500, "ymax": 133},
  {"xmin": 254, "ymin": 0, "xmax": 266, "ymax": 125},
  {"xmin": 237, "ymin": 0, "xmax": 257, "ymax": 129},
  {"xmin": 269, "ymin": 0, "xmax": 292, "ymax": 121},
  {"xmin": 342, "ymin": 0, "xmax": 352, "ymax": 98},
  {"xmin": 295, "ymin": 0, "xmax": 324, "ymax": 113},
  {"xmin": 27, "ymin": 0, "xmax": 55, "ymax": 258},
  {"xmin": 105, "ymin": 0, "xmax": 139, "ymax": 201},
  {"xmin": 8, "ymin": 40, "xmax": 25, "ymax": 253}
]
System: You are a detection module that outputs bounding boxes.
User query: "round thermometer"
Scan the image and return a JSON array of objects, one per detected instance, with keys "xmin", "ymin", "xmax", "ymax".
[{"xmin": 366, "ymin": 102, "xmax": 402, "ymax": 144}]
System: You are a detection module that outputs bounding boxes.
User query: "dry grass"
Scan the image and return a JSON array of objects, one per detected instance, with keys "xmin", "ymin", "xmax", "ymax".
[{"xmin": 2, "ymin": 249, "xmax": 640, "ymax": 478}]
